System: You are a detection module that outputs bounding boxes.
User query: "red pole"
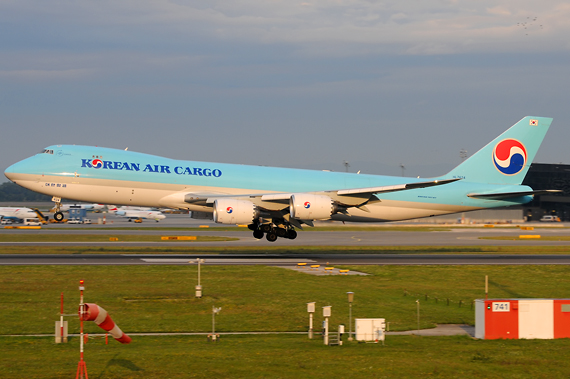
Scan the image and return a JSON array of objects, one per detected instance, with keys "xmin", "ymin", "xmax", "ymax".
[
  {"xmin": 76, "ymin": 280, "xmax": 88, "ymax": 379},
  {"xmin": 60, "ymin": 292, "xmax": 64, "ymax": 343},
  {"xmin": 485, "ymin": 275, "xmax": 489, "ymax": 301}
]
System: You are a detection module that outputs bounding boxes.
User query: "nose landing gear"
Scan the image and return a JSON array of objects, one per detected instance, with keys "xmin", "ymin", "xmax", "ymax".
[{"xmin": 52, "ymin": 196, "xmax": 65, "ymax": 222}]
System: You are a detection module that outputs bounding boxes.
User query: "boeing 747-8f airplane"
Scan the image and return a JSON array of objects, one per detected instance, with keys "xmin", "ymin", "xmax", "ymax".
[{"xmin": 4, "ymin": 116, "xmax": 558, "ymax": 241}]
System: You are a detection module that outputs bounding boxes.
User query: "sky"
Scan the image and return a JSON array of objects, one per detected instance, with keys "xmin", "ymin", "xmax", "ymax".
[{"xmin": 2, "ymin": 0, "xmax": 570, "ymax": 180}]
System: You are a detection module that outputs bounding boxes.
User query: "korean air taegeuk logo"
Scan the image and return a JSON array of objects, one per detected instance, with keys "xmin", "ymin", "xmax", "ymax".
[{"xmin": 492, "ymin": 139, "xmax": 527, "ymax": 175}]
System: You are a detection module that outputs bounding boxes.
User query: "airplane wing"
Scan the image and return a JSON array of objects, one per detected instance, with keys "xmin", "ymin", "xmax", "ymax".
[
  {"xmin": 177, "ymin": 178, "xmax": 460, "ymax": 211},
  {"xmin": 333, "ymin": 178, "xmax": 461, "ymax": 196},
  {"xmin": 155, "ymin": 177, "xmax": 462, "ymax": 229},
  {"xmin": 246, "ymin": 178, "xmax": 461, "ymax": 206}
]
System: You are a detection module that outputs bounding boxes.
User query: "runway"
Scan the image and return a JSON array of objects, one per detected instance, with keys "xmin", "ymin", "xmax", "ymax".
[
  {"xmin": 3, "ymin": 253, "xmax": 570, "ymax": 266},
  {"xmin": 1, "ymin": 214, "xmax": 570, "ymax": 247},
  {"xmin": 2, "ymin": 214, "xmax": 570, "ymax": 265}
]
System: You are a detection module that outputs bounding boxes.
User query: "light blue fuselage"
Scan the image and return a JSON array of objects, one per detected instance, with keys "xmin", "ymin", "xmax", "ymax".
[{"xmin": 4, "ymin": 144, "xmax": 532, "ymax": 222}]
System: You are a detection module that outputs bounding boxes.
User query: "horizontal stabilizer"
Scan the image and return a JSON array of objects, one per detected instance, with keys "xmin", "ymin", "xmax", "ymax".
[{"xmin": 468, "ymin": 189, "xmax": 562, "ymax": 200}]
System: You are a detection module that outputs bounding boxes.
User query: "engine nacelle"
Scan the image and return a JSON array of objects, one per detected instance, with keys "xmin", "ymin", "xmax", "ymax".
[
  {"xmin": 213, "ymin": 199, "xmax": 259, "ymax": 225},
  {"xmin": 290, "ymin": 194, "xmax": 335, "ymax": 220}
]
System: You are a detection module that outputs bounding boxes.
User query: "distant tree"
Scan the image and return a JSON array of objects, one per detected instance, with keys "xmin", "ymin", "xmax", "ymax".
[{"xmin": 0, "ymin": 182, "xmax": 52, "ymax": 202}]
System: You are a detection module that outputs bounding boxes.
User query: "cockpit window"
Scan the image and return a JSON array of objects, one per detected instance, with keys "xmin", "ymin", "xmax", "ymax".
[{"xmin": 41, "ymin": 149, "xmax": 54, "ymax": 154}]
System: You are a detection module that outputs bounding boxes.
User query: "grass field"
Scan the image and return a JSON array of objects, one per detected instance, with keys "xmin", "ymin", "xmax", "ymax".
[
  {"xmin": 4, "ymin": 334, "xmax": 570, "ymax": 378},
  {"xmin": 0, "ymin": 234, "xmax": 237, "ymax": 243},
  {"xmin": 2, "ymin": 264, "xmax": 570, "ymax": 377},
  {"xmin": 3, "ymin": 243, "xmax": 570, "ymax": 255}
]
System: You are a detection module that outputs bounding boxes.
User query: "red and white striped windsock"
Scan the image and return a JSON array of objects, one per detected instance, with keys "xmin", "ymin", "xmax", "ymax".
[{"xmin": 79, "ymin": 303, "xmax": 131, "ymax": 344}]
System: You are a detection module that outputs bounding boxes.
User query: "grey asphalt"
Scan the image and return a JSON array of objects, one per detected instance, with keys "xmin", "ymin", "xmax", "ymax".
[
  {"xmin": 1, "ymin": 213, "xmax": 570, "ymax": 247},
  {"xmin": 3, "ymin": 253, "xmax": 570, "ymax": 266},
  {"xmin": 2, "ymin": 214, "xmax": 570, "ymax": 266}
]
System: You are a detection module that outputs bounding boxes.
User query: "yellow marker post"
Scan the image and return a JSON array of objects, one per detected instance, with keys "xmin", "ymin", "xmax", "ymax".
[{"xmin": 161, "ymin": 236, "xmax": 197, "ymax": 241}]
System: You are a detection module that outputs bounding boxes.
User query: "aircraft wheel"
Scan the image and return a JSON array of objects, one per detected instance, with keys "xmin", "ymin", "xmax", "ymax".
[
  {"xmin": 261, "ymin": 224, "xmax": 272, "ymax": 233},
  {"xmin": 253, "ymin": 229, "xmax": 264, "ymax": 239},
  {"xmin": 287, "ymin": 230, "xmax": 297, "ymax": 240},
  {"xmin": 54, "ymin": 212, "xmax": 64, "ymax": 222},
  {"xmin": 266, "ymin": 232, "xmax": 278, "ymax": 242},
  {"xmin": 275, "ymin": 228, "xmax": 287, "ymax": 237},
  {"xmin": 247, "ymin": 223, "xmax": 257, "ymax": 231}
]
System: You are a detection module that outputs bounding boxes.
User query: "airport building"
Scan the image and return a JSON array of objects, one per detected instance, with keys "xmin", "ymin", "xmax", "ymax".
[{"xmin": 522, "ymin": 163, "xmax": 570, "ymax": 222}]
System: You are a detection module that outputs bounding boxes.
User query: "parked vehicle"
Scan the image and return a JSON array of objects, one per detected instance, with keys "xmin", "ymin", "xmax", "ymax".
[
  {"xmin": 540, "ymin": 215, "xmax": 561, "ymax": 222},
  {"xmin": 24, "ymin": 218, "xmax": 42, "ymax": 226}
]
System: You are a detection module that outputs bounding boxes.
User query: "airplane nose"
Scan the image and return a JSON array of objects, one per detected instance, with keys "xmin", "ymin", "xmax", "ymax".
[
  {"xmin": 4, "ymin": 162, "xmax": 17, "ymax": 181},
  {"xmin": 4, "ymin": 157, "xmax": 35, "ymax": 182}
]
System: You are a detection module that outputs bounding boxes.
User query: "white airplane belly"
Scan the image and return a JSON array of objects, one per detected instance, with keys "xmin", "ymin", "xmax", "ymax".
[{"xmin": 337, "ymin": 199, "xmax": 479, "ymax": 222}]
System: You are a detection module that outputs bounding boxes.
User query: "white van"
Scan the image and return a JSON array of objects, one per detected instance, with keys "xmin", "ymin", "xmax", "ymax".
[
  {"xmin": 540, "ymin": 215, "xmax": 561, "ymax": 222},
  {"xmin": 24, "ymin": 218, "xmax": 42, "ymax": 226}
]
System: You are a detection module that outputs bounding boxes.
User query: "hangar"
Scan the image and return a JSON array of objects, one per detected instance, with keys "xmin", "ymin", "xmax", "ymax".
[{"xmin": 522, "ymin": 163, "xmax": 570, "ymax": 222}]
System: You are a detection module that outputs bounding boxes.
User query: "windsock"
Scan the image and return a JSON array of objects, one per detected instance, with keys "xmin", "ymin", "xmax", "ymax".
[{"xmin": 79, "ymin": 303, "xmax": 131, "ymax": 344}]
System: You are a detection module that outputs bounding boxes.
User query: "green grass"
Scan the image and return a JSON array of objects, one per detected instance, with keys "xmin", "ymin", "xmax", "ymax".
[
  {"xmin": 3, "ymin": 244, "xmax": 570, "ymax": 255},
  {"xmin": 3, "ymin": 265, "xmax": 570, "ymax": 378},
  {"xmin": 0, "ymin": 234, "xmax": 237, "ymax": 242},
  {"xmin": 482, "ymin": 236, "xmax": 570, "ymax": 241},
  {"xmin": 3, "ymin": 335, "xmax": 570, "ymax": 378},
  {"xmin": 2, "ymin": 265, "xmax": 570, "ymax": 335}
]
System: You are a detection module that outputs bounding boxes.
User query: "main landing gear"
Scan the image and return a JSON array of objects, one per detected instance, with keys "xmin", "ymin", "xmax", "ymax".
[{"xmin": 248, "ymin": 220, "xmax": 297, "ymax": 242}]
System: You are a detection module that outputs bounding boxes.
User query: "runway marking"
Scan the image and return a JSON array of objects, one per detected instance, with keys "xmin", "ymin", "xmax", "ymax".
[
  {"xmin": 279, "ymin": 266, "xmax": 369, "ymax": 276},
  {"xmin": 141, "ymin": 258, "xmax": 316, "ymax": 264}
]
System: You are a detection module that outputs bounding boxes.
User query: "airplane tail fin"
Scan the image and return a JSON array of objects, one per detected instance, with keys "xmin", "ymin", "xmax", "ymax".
[{"xmin": 445, "ymin": 116, "xmax": 552, "ymax": 184}]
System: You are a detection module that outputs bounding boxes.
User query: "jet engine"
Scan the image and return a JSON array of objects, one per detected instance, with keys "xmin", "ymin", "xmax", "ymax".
[
  {"xmin": 290, "ymin": 194, "xmax": 336, "ymax": 220},
  {"xmin": 213, "ymin": 199, "xmax": 260, "ymax": 225}
]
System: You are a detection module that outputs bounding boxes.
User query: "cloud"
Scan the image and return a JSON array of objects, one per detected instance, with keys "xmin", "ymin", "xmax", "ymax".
[
  {"xmin": 2, "ymin": 0, "xmax": 569, "ymax": 58},
  {"xmin": 0, "ymin": 68, "xmax": 94, "ymax": 81}
]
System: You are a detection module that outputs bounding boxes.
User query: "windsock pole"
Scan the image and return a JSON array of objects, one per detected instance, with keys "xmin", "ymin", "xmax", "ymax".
[
  {"xmin": 60, "ymin": 292, "xmax": 64, "ymax": 343},
  {"xmin": 76, "ymin": 280, "xmax": 88, "ymax": 379}
]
